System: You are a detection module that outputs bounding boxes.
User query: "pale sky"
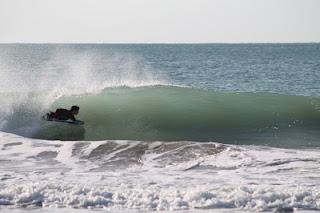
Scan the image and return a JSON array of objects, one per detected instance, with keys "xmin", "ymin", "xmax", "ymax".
[{"xmin": 0, "ymin": 0, "xmax": 319, "ymax": 43}]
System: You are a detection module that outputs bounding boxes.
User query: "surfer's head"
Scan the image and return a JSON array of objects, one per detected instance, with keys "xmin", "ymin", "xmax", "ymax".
[{"xmin": 70, "ymin": 105, "xmax": 80, "ymax": 115}]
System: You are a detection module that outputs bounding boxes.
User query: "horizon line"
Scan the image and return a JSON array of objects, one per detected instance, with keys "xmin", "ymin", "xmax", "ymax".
[{"xmin": 0, "ymin": 41, "xmax": 320, "ymax": 45}]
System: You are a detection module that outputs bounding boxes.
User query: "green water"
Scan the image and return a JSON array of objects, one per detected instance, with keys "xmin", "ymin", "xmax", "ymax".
[{"xmin": 33, "ymin": 86, "xmax": 320, "ymax": 148}]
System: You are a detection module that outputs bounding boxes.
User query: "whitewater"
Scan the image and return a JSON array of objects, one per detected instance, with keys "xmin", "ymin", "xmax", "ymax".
[{"xmin": 1, "ymin": 44, "xmax": 320, "ymax": 212}]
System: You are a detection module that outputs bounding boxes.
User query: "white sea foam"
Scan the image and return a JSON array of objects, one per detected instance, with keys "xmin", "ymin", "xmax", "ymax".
[{"xmin": 0, "ymin": 132, "xmax": 320, "ymax": 211}]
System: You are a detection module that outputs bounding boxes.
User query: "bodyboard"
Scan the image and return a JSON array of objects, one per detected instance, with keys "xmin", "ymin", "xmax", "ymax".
[{"xmin": 42, "ymin": 115, "xmax": 84, "ymax": 125}]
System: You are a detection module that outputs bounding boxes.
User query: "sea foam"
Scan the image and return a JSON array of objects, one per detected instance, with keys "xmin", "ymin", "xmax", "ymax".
[{"xmin": 0, "ymin": 132, "xmax": 320, "ymax": 211}]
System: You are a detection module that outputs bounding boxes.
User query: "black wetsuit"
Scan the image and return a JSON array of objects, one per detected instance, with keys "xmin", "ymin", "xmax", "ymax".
[{"xmin": 53, "ymin": 109, "xmax": 76, "ymax": 121}]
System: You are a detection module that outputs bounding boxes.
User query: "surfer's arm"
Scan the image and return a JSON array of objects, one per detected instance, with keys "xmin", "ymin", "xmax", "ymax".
[{"xmin": 70, "ymin": 114, "xmax": 76, "ymax": 121}]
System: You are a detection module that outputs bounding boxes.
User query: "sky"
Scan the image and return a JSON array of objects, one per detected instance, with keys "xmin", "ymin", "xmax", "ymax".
[{"xmin": 0, "ymin": 0, "xmax": 319, "ymax": 43}]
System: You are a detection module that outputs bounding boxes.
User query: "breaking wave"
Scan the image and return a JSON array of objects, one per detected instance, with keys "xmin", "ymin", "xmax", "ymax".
[{"xmin": 1, "ymin": 85, "xmax": 320, "ymax": 148}]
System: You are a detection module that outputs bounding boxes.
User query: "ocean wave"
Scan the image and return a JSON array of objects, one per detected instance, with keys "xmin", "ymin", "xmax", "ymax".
[{"xmin": 1, "ymin": 85, "xmax": 319, "ymax": 148}]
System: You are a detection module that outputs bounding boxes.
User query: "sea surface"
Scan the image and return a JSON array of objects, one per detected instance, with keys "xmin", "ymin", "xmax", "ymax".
[{"xmin": 0, "ymin": 44, "xmax": 320, "ymax": 212}]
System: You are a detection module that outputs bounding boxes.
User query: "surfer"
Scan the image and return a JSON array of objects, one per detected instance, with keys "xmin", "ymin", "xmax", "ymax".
[{"xmin": 47, "ymin": 105, "xmax": 80, "ymax": 121}]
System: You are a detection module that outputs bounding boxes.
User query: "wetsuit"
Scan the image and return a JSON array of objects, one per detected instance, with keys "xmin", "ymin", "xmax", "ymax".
[{"xmin": 52, "ymin": 109, "xmax": 76, "ymax": 121}]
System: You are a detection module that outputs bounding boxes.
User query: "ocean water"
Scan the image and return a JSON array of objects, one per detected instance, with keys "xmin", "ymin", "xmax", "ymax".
[{"xmin": 0, "ymin": 44, "xmax": 320, "ymax": 212}]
